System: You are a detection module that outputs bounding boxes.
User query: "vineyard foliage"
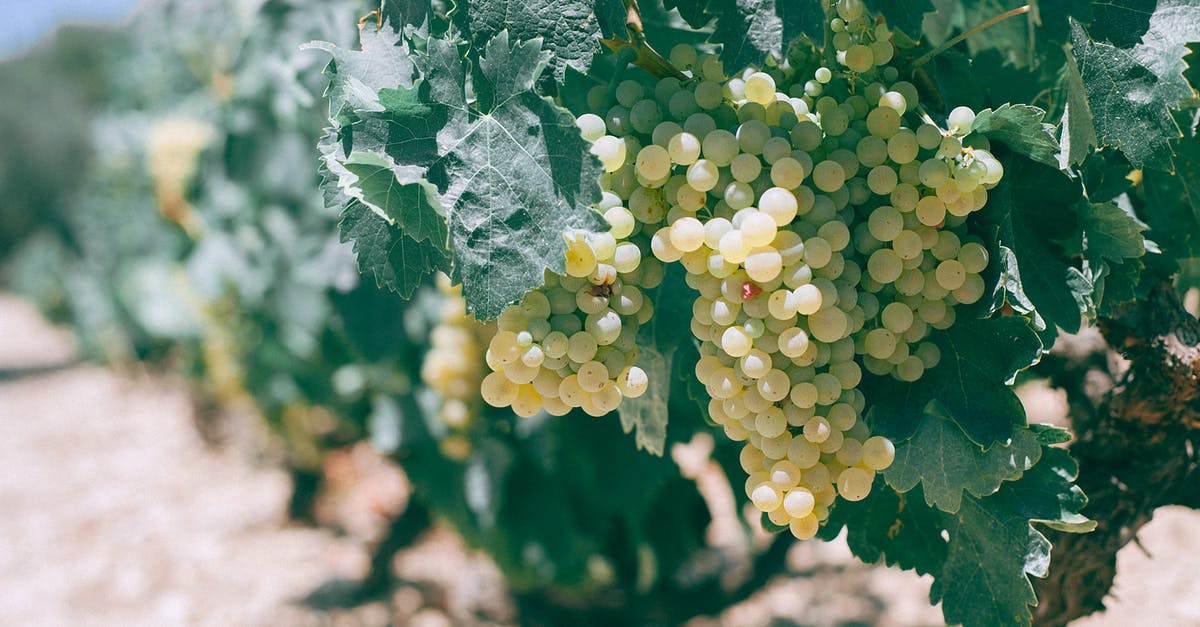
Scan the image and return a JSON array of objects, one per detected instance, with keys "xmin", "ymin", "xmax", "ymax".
[{"xmin": 2, "ymin": 0, "xmax": 1199, "ymax": 625}]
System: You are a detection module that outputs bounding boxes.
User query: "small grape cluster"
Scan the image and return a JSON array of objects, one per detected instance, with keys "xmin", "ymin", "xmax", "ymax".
[
  {"xmin": 570, "ymin": 0, "xmax": 999, "ymax": 538},
  {"xmin": 421, "ymin": 274, "xmax": 495, "ymax": 460},
  {"xmin": 479, "ymin": 224, "xmax": 655, "ymax": 417}
]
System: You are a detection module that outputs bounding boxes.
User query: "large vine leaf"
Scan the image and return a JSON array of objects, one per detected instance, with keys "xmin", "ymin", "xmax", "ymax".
[
  {"xmin": 934, "ymin": 447, "xmax": 1094, "ymax": 627},
  {"xmin": 869, "ymin": 317, "xmax": 1041, "ymax": 447},
  {"xmin": 332, "ymin": 32, "xmax": 607, "ymax": 318},
  {"xmin": 1069, "ymin": 2, "xmax": 1200, "ymax": 171},
  {"xmin": 706, "ymin": 0, "xmax": 824, "ymax": 69},
  {"xmin": 452, "ymin": 0, "xmax": 626, "ymax": 82},
  {"xmin": 885, "ymin": 411, "xmax": 1042, "ymax": 513},
  {"xmin": 971, "ymin": 104, "xmax": 1061, "ymax": 168}
]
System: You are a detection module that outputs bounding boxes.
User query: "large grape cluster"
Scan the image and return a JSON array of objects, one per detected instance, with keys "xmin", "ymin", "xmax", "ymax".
[{"xmin": 572, "ymin": 0, "xmax": 998, "ymax": 538}]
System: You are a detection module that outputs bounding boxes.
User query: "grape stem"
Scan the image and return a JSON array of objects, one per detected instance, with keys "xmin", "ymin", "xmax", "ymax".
[
  {"xmin": 911, "ymin": 4, "xmax": 1032, "ymax": 69},
  {"xmin": 601, "ymin": 0, "xmax": 686, "ymax": 80}
]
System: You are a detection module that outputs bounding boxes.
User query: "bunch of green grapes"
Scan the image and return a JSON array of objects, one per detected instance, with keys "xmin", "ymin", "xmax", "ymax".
[
  {"xmin": 567, "ymin": 0, "xmax": 1000, "ymax": 539},
  {"xmin": 479, "ymin": 215, "xmax": 656, "ymax": 417},
  {"xmin": 421, "ymin": 274, "xmax": 495, "ymax": 460}
]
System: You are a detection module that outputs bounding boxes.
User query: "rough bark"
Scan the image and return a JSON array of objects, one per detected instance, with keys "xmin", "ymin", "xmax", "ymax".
[{"xmin": 1033, "ymin": 284, "xmax": 1200, "ymax": 626}]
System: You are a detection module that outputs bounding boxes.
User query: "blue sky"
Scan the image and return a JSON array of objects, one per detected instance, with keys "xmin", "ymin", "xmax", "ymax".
[{"xmin": 1, "ymin": 0, "xmax": 135, "ymax": 56}]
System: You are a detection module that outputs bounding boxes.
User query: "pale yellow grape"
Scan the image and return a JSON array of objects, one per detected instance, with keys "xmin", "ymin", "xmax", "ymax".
[
  {"xmin": 740, "ymin": 211, "xmax": 777, "ymax": 247},
  {"xmin": 759, "ymin": 187, "xmax": 799, "ymax": 225},
  {"xmin": 668, "ymin": 216, "xmax": 705, "ymax": 252},
  {"xmin": 770, "ymin": 459, "xmax": 803, "ymax": 488},
  {"xmin": 481, "ymin": 372, "xmax": 519, "ymax": 407},
  {"xmin": 809, "ymin": 308, "xmax": 848, "ymax": 343},
  {"xmin": 760, "ymin": 431, "xmax": 790, "ymax": 459},
  {"xmin": 740, "ymin": 349, "xmax": 773, "ymax": 378},
  {"xmin": 936, "ymin": 259, "xmax": 966, "ymax": 290},
  {"xmin": 804, "ymin": 416, "xmax": 831, "ymax": 443},
  {"xmin": 756, "ymin": 408, "xmax": 788, "ymax": 438},
  {"xmin": 915, "ymin": 195, "xmax": 946, "ymax": 227},
  {"xmin": 511, "ymin": 385, "xmax": 544, "ymax": 417},
  {"xmin": 953, "ymin": 273, "xmax": 985, "ymax": 304},
  {"xmin": 865, "ymin": 106, "xmax": 900, "ymax": 138},
  {"xmin": 567, "ymin": 331, "xmax": 599, "ymax": 362},
  {"xmin": 812, "ymin": 160, "xmax": 846, "ymax": 192},
  {"xmin": 635, "ymin": 145, "xmax": 671, "ymax": 181},
  {"xmin": 687, "ymin": 159, "xmax": 720, "ymax": 191},
  {"xmin": 611, "ymin": 243, "xmax": 641, "ymax": 273},
  {"xmin": 958, "ymin": 241, "xmax": 989, "ymax": 273},
  {"xmin": 758, "ymin": 369, "xmax": 791, "ymax": 402},
  {"xmin": 592, "ymin": 381, "xmax": 623, "ymax": 413},
  {"xmin": 861, "ymin": 436, "xmax": 896, "ymax": 470},
  {"xmin": 778, "ymin": 327, "xmax": 811, "ymax": 358},
  {"xmin": 867, "ymin": 165, "xmax": 898, "ymax": 195},
  {"xmin": 948, "ymin": 106, "xmax": 976, "ymax": 135},
  {"xmin": 895, "ymin": 355, "xmax": 925, "ymax": 382},
  {"xmin": 887, "ymin": 130, "xmax": 919, "ymax": 164},
  {"xmin": 793, "ymin": 284, "xmax": 822, "ymax": 315},
  {"xmin": 564, "ymin": 236, "xmax": 598, "ymax": 277},
  {"xmin": 650, "ymin": 227, "xmax": 683, "ymax": 262},
  {"xmin": 744, "ymin": 72, "xmax": 777, "ymax": 105},
  {"xmin": 867, "ymin": 248, "xmax": 903, "ymax": 283},
  {"xmin": 576, "ymin": 361, "xmax": 609, "ymax": 393},
  {"xmin": 881, "ymin": 302, "xmax": 914, "ymax": 333},
  {"xmin": 695, "ymin": 80, "xmax": 724, "ymax": 109},
  {"xmin": 770, "ymin": 158, "xmax": 806, "ymax": 189},
  {"xmin": 721, "ymin": 326, "xmax": 753, "ymax": 357},
  {"xmin": 745, "ymin": 247, "xmax": 784, "ymax": 282},
  {"xmin": 719, "ymin": 230, "xmax": 750, "ymax": 264},
  {"xmin": 783, "ymin": 488, "xmax": 816, "ymax": 518},
  {"xmin": 789, "ymin": 515, "xmax": 819, "ymax": 540},
  {"xmin": 668, "ymin": 132, "xmax": 701, "ymax": 165},
  {"xmin": 701, "ymin": 129, "xmax": 738, "ymax": 166},
  {"xmin": 918, "ymin": 158, "xmax": 949, "ymax": 187},
  {"xmin": 751, "ymin": 483, "xmax": 783, "ymax": 511},
  {"xmin": 867, "ymin": 206, "xmax": 903, "ymax": 241},
  {"xmin": 844, "ymin": 44, "xmax": 874, "ymax": 72},
  {"xmin": 803, "ymin": 237, "xmax": 833, "ymax": 268},
  {"xmin": 864, "ymin": 327, "xmax": 897, "ymax": 359},
  {"xmin": 837, "ymin": 467, "xmax": 873, "ymax": 501},
  {"xmin": 591, "ymin": 135, "xmax": 626, "ymax": 172}
]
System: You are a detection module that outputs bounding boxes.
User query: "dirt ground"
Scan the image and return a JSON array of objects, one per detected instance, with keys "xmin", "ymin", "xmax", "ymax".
[{"xmin": 2, "ymin": 292, "xmax": 1198, "ymax": 626}]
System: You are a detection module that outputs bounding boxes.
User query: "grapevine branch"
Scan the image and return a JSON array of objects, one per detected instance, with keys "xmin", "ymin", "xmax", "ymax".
[
  {"xmin": 912, "ymin": 5, "xmax": 1032, "ymax": 68},
  {"xmin": 1032, "ymin": 283, "xmax": 1200, "ymax": 626}
]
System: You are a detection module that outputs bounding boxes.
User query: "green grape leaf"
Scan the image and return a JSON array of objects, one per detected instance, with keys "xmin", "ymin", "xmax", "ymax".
[
  {"xmin": 1069, "ymin": 4, "xmax": 1200, "ymax": 171},
  {"xmin": 831, "ymin": 482, "xmax": 949, "ymax": 576},
  {"xmin": 707, "ymin": 0, "xmax": 824, "ymax": 69},
  {"xmin": 933, "ymin": 446, "xmax": 1094, "ymax": 627},
  {"xmin": 885, "ymin": 411, "xmax": 1042, "ymax": 513},
  {"xmin": 339, "ymin": 200, "xmax": 449, "ymax": 297},
  {"xmin": 304, "ymin": 24, "xmax": 415, "ymax": 119},
  {"xmin": 986, "ymin": 156, "xmax": 1088, "ymax": 333},
  {"xmin": 453, "ymin": 0, "xmax": 623, "ymax": 82},
  {"xmin": 342, "ymin": 152, "xmax": 449, "ymax": 246},
  {"xmin": 865, "ymin": 0, "xmax": 935, "ymax": 37},
  {"xmin": 1079, "ymin": 201, "xmax": 1147, "ymax": 262},
  {"xmin": 971, "ymin": 104, "xmax": 1061, "ymax": 168},
  {"xmin": 1089, "ymin": 0, "xmax": 1156, "ymax": 47},
  {"xmin": 617, "ymin": 265, "xmax": 697, "ymax": 455},
  {"xmin": 1057, "ymin": 52, "xmax": 1100, "ymax": 168},
  {"xmin": 868, "ymin": 317, "xmax": 1041, "ymax": 446},
  {"xmin": 339, "ymin": 33, "xmax": 606, "ymax": 318}
]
